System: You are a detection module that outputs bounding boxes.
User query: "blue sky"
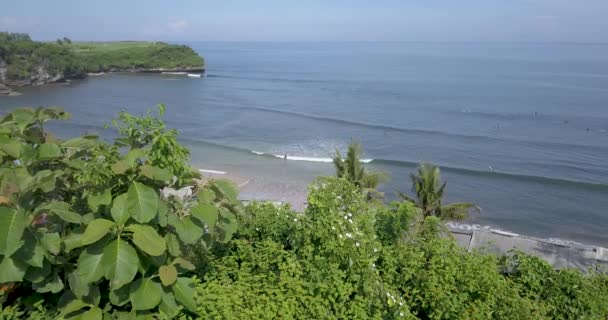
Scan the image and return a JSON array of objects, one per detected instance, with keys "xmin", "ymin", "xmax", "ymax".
[{"xmin": 2, "ymin": 0, "xmax": 607, "ymax": 42}]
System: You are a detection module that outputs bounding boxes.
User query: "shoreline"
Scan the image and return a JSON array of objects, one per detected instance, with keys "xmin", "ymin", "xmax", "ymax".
[{"xmin": 199, "ymin": 166, "xmax": 608, "ymax": 271}]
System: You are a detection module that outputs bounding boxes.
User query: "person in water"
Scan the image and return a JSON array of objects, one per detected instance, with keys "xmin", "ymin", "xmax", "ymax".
[{"xmin": 284, "ymin": 153, "xmax": 287, "ymax": 160}]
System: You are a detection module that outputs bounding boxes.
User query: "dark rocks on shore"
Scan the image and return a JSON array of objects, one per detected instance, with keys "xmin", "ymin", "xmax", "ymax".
[{"xmin": 0, "ymin": 83, "xmax": 20, "ymax": 96}]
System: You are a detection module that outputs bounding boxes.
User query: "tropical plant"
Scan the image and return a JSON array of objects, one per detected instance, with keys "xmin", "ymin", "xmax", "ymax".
[
  {"xmin": 0, "ymin": 106, "xmax": 241, "ymax": 318},
  {"xmin": 332, "ymin": 141, "xmax": 388, "ymax": 200},
  {"xmin": 400, "ymin": 163, "xmax": 478, "ymax": 220}
]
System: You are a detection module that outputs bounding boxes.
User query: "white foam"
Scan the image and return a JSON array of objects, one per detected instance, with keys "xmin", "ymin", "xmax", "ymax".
[
  {"xmin": 251, "ymin": 150, "xmax": 373, "ymax": 164},
  {"xmin": 199, "ymin": 169, "xmax": 226, "ymax": 175},
  {"xmin": 162, "ymin": 72, "xmax": 187, "ymax": 75}
]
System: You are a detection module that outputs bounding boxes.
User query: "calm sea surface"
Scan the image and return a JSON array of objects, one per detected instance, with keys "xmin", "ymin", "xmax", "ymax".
[{"xmin": 2, "ymin": 42, "xmax": 608, "ymax": 245}]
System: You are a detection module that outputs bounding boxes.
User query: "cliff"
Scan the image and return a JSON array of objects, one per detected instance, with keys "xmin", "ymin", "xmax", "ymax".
[{"xmin": 0, "ymin": 33, "xmax": 204, "ymax": 95}]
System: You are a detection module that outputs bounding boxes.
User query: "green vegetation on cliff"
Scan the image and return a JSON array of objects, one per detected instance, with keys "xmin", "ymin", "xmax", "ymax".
[
  {"xmin": 0, "ymin": 33, "xmax": 85, "ymax": 82},
  {"xmin": 1, "ymin": 106, "xmax": 607, "ymax": 319},
  {"xmin": 0, "ymin": 32, "xmax": 204, "ymax": 86},
  {"xmin": 71, "ymin": 41, "xmax": 204, "ymax": 73}
]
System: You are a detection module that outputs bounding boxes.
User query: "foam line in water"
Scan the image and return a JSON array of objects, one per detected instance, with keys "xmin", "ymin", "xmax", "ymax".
[
  {"xmin": 199, "ymin": 169, "xmax": 227, "ymax": 175},
  {"xmin": 250, "ymin": 150, "xmax": 372, "ymax": 163}
]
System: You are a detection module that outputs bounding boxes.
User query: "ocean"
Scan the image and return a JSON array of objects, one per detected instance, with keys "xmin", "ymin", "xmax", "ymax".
[{"xmin": 2, "ymin": 42, "xmax": 608, "ymax": 245}]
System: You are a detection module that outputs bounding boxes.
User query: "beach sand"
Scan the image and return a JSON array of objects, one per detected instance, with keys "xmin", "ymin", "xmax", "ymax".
[{"xmin": 199, "ymin": 168, "xmax": 308, "ymax": 211}]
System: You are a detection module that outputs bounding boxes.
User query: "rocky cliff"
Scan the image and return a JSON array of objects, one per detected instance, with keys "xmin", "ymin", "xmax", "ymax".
[{"xmin": 1, "ymin": 33, "xmax": 204, "ymax": 96}]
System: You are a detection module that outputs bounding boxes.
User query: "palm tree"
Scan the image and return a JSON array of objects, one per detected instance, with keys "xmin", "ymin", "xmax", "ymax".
[
  {"xmin": 333, "ymin": 142, "xmax": 388, "ymax": 200},
  {"xmin": 400, "ymin": 163, "xmax": 479, "ymax": 220}
]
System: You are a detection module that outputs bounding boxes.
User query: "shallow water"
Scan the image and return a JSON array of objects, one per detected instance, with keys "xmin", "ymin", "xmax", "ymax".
[{"xmin": 2, "ymin": 42, "xmax": 608, "ymax": 245}]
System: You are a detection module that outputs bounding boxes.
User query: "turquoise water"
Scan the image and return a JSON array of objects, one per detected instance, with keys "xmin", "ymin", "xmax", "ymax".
[{"xmin": 2, "ymin": 42, "xmax": 608, "ymax": 245}]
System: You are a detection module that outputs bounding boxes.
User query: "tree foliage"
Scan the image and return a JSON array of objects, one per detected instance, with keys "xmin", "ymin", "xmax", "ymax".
[
  {"xmin": 332, "ymin": 141, "xmax": 388, "ymax": 200},
  {"xmin": 400, "ymin": 163, "xmax": 479, "ymax": 220},
  {"xmin": 0, "ymin": 106, "xmax": 241, "ymax": 318}
]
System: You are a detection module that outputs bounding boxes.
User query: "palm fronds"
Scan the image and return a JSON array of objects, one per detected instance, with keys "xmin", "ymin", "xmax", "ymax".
[
  {"xmin": 332, "ymin": 141, "xmax": 388, "ymax": 200},
  {"xmin": 401, "ymin": 163, "xmax": 479, "ymax": 221}
]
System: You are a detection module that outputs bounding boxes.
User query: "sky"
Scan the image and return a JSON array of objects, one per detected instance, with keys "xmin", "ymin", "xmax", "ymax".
[{"xmin": 1, "ymin": 0, "xmax": 608, "ymax": 42}]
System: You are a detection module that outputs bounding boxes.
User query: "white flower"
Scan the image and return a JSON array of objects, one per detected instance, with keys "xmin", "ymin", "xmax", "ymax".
[
  {"xmin": 293, "ymin": 218, "xmax": 298, "ymax": 222},
  {"xmin": 338, "ymin": 234, "xmax": 343, "ymax": 239},
  {"xmin": 373, "ymin": 248, "xmax": 378, "ymax": 253},
  {"xmin": 348, "ymin": 219, "xmax": 353, "ymax": 224},
  {"xmin": 348, "ymin": 212, "xmax": 352, "ymax": 218},
  {"xmin": 355, "ymin": 242, "xmax": 360, "ymax": 247},
  {"xmin": 400, "ymin": 312, "xmax": 404, "ymax": 317},
  {"xmin": 343, "ymin": 215, "xmax": 348, "ymax": 219},
  {"xmin": 255, "ymin": 227, "xmax": 260, "ymax": 231},
  {"xmin": 160, "ymin": 186, "xmax": 192, "ymax": 201},
  {"xmin": 399, "ymin": 302, "xmax": 403, "ymax": 306},
  {"xmin": 331, "ymin": 226, "xmax": 336, "ymax": 230},
  {"xmin": 345, "ymin": 232, "xmax": 352, "ymax": 239}
]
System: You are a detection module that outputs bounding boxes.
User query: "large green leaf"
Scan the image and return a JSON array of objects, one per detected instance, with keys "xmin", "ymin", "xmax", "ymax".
[
  {"xmin": 129, "ymin": 277, "xmax": 162, "ymax": 310},
  {"xmin": 190, "ymin": 203, "xmax": 218, "ymax": 227},
  {"xmin": 211, "ymin": 179, "xmax": 238, "ymax": 201},
  {"xmin": 33, "ymin": 270, "xmax": 64, "ymax": 293},
  {"xmin": 24, "ymin": 261, "xmax": 51, "ymax": 283},
  {"xmin": 109, "ymin": 285, "xmax": 130, "ymax": 307},
  {"xmin": 41, "ymin": 232, "xmax": 61, "ymax": 255},
  {"xmin": 69, "ymin": 307, "xmax": 102, "ymax": 320},
  {"xmin": 68, "ymin": 269, "xmax": 91, "ymax": 298},
  {"xmin": 111, "ymin": 161, "xmax": 130, "ymax": 174},
  {"xmin": 110, "ymin": 193, "xmax": 130, "ymax": 225},
  {"xmin": 87, "ymin": 189, "xmax": 112, "ymax": 212},
  {"xmin": 159, "ymin": 291, "xmax": 181, "ymax": 318},
  {"xmin": 217, "ymin": 209, "xmax": 238, "ymax": 243},
  {"xmin": 39, "ymin": 201, "xmax": 82, "ymax": 224},
  {"xmin": 172, "ymin": 277, "xmax": 197, "ymax": 313},
  {"xmin": 172, "ymin": 257, "xmax": 195, "ymax": 271},
  {"xmin": 157, "ymin": 198, "xmax": 168, "ymax": 227},
  {"xmin": 0, "ymin": 256, "xmax": 28, "ymax": 283},
  {"xmin": 140, "ymin": 165, "xmax": 172, "ymax": 181},
  {"xmin": 58, "ymin": 296, "xmax": 89, "ymax": 318},
  {"xmin": 0, "ymin": 206, "xmax": 28, "ymax": 256},
  {"xmin": 0, "ymin": 136, "xmax": 22, "ymax": 158},
  {"xmin": 33, "ymin": 169, "xmax": 58, "ymax": 193},
  {"xmin": 14, "ymin": 229, "xmax": 46, "ymax": 267},
  {"xmin": 101, "ymin": 239, "xmax": 138, "ymax": 290},
  {"xmin": 37, "ymin": 143, "xmax": 62, "ymax": 160},
  {"xmin": 125, "ymin": 224, "xmax": 166, "ymax": 256},
  {"xmin": 80, "ymin": 219, "xmax": 115, "ymax": 247},
  {"xmin": 169, "ymin": 216, "xmax": 203, "ymax": 245},
  {"xmin": 63, "ymin": 230, "xmax": 85, "ymax": 253},
  {"xmin": 127, "ymin": 182, "xmax": 158, "ymax": 223},
  {"xmin": 125, "ymin": 148, "xmax": 146, "ymax": 166},
  {"xmin": 76, "ymin": 240, "xmax": 107, "ymax": 284},
  {"xmin": 159, "ymin": 265, "xmax": 177, "ymax": 286},
  {"xmin": 165, "ymin": 233, "xmax": 183, "ymax": 257},
  {"xmin": 197, "ymin": 189, "xmax": 215, "ymax": 204}
]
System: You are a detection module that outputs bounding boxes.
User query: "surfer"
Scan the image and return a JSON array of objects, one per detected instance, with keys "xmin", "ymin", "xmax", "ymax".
[{"xmin": 284, "ymin": 153, "xmax": 287, "ymax": 160}]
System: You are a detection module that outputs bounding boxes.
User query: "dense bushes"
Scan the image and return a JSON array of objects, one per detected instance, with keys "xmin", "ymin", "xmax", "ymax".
[
  {"xmin": 1, "ymin": 107, "xmax": 607, "ymax": 319},
  {"xmin": 194, "ymin": 177, "xmax": 608, "ymax": 319}
]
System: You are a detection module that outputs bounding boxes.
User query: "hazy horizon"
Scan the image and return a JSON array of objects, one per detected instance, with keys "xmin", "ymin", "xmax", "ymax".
[{"xmin": 3, "ymin": 0, "xmax": 608, "ymax": 43}]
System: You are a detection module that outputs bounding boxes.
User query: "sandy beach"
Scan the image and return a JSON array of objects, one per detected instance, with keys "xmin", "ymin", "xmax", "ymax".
[{"xmin": 199, "ymin": 168, "xmax": 309, "ymax": 211}]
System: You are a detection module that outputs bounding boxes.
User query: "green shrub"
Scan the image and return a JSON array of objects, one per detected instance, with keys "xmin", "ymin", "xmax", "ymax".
[{"xmin": 0, "ymin": 106, "xmax": 241, "ymax": 318}]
